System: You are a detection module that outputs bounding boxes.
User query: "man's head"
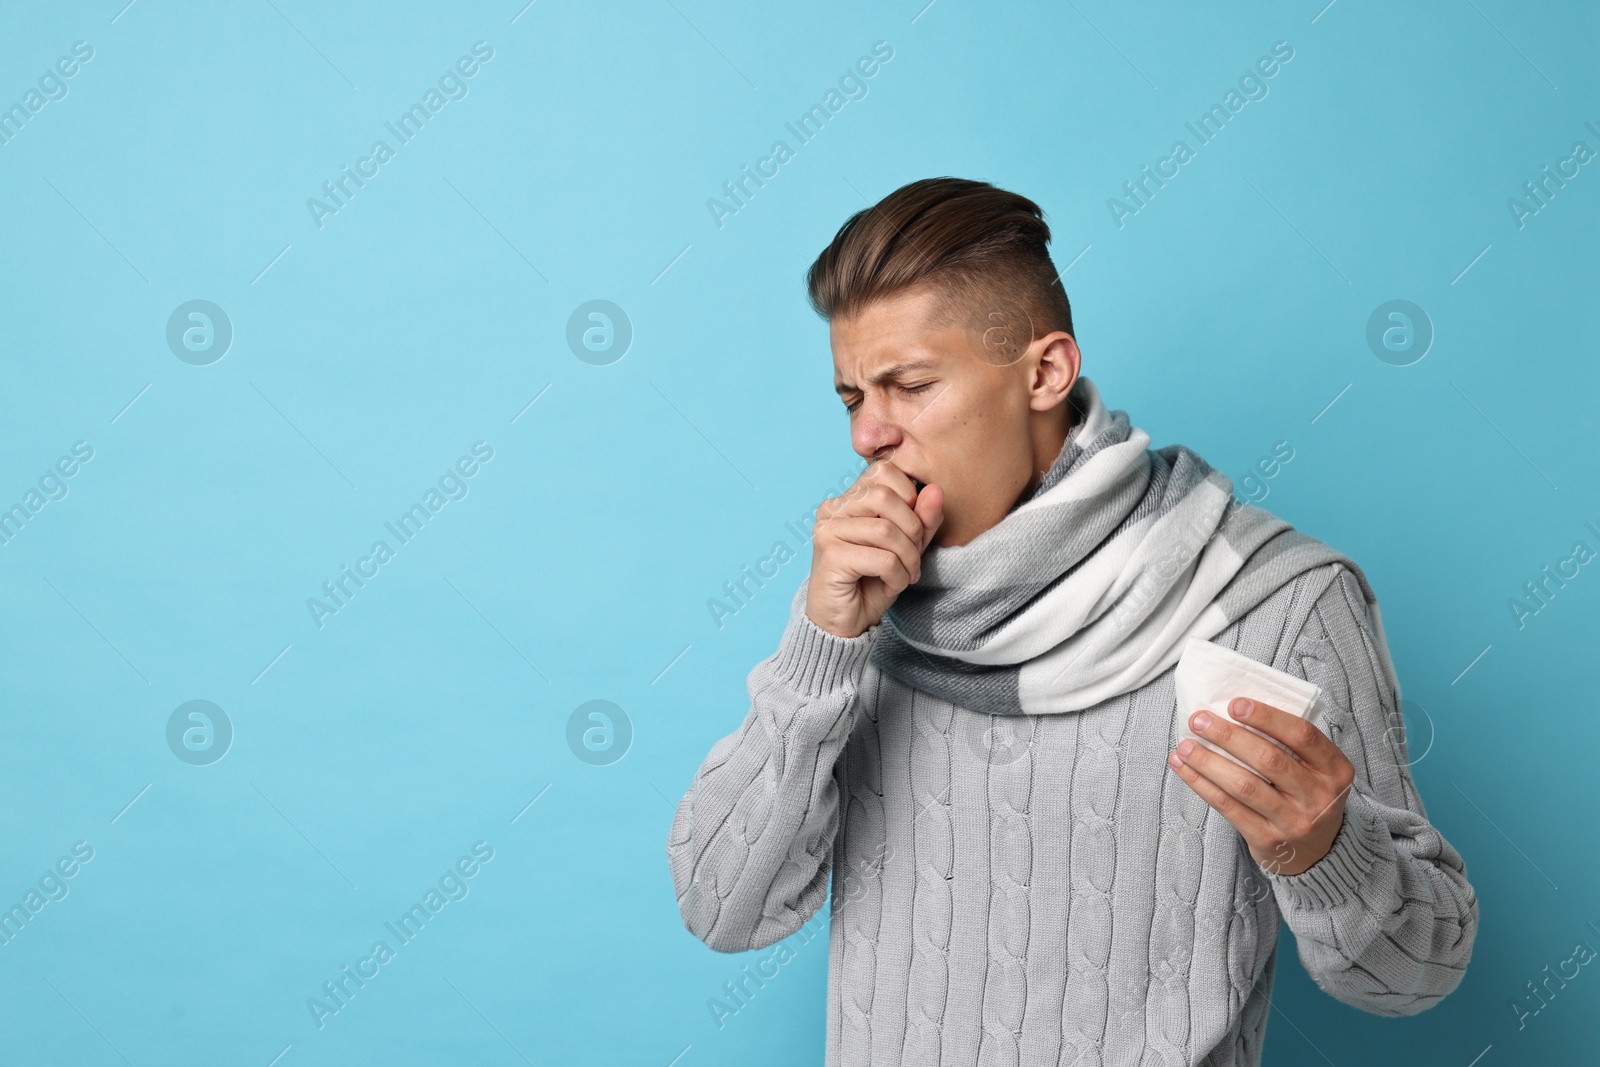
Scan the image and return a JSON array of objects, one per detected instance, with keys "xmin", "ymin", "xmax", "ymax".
[{"xmin": 808, "ymin": 177, "xmax": 1082, "ymax": 548}]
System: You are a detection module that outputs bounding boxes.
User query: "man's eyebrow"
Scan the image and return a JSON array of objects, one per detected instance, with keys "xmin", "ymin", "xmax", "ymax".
[{"xmin": 834, "ymin": 358, "xmax": 942, "ymax": 395}]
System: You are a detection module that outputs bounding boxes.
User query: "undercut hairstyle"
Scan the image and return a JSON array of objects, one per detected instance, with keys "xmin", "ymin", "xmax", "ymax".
[{"xmin": 805, "ymin": 177, "xmax": 1074, "ymax": 364}]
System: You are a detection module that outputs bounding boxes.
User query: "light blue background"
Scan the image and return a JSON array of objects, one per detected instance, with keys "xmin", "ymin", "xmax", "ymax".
[{"xmin": 1, "ymin": 1, "xmax": 1595, "ymax": 1064}]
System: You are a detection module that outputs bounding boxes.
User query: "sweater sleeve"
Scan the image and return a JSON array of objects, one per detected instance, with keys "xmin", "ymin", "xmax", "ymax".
[
  {"xmin": 1264, "ymin": 564, "xmax": 1479, "ymax": 1016},
  {"xmin": 667, "ymin": 578, "xmax": 878, "ymax": 953}
]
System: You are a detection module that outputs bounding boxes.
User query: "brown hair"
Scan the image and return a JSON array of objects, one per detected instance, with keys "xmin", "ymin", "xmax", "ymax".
[{"xmin": 805, "ymin": 177, "xmax": 1074, "ymax": 359}]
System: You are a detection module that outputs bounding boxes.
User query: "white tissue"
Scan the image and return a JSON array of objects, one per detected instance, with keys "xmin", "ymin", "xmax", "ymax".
[{"xmin": 1174, "ymin": 636, "xmax": 1327, "ymax": 783}]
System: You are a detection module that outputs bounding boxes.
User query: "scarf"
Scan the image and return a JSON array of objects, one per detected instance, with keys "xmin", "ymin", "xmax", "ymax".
[{"xmin": 868, "ymin": 374, "xmax": 1400, "ymax": 716}]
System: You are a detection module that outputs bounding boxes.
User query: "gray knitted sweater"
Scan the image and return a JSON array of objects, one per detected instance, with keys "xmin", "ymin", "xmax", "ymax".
[{"xmin": 668, "ymin": 561, "xmax": 1477, "ymax": 1066}]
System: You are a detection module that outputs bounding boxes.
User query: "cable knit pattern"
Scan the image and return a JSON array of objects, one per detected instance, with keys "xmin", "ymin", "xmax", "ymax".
[{"xmin": 667, "ymin": 563, "xmax": 1477, "ymax": 1065}]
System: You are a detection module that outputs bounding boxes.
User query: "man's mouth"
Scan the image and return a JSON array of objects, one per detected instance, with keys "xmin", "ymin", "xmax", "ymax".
[{"xmin": 912, "ymin": 478, "xmax": 926, "ymax": 492}]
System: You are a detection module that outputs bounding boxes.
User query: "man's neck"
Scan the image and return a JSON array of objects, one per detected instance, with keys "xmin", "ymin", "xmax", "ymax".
[{"xmin": 1019, "ymin": 403, "xmax": 1075, "ymax": 502}]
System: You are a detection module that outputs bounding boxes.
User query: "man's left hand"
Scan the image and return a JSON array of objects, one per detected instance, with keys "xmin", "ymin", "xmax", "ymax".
[{"xmin": 1168, "ymin": 696, "xmax": 1355, "ymax": 877}]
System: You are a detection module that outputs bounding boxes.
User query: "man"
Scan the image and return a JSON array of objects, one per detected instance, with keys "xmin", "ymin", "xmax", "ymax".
[{"xmin": 667, "ymin": 177, "xmax": 1477, "ymax": 1066}]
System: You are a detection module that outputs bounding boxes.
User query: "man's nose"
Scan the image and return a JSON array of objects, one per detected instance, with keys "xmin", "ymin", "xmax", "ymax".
[{"xmin": 851, "ymin": 398, "xmax": 903, "ymax": 460}]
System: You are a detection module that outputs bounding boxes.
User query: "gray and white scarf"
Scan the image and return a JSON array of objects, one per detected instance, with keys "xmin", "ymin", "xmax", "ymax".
[{"xmin": 869, "ymin": 374, "xmax": 1400, "ymax": 716}]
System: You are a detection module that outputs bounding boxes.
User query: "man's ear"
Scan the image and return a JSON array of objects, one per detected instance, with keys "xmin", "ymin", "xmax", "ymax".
[{"xmin": 1028, "ymin": 332, "xmax": 1080, "ymax": 412}]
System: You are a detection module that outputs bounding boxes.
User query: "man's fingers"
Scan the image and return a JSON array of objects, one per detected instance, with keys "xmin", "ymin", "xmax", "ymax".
[
  {"xmin": 820, "ymin": 457, "xmax": 941, "ymax": 561},
  {"xmin": 1167, "ymin": 748, "xmax": 1274, "ymax": 839},
  {"xmin": 818, "ymin": 537, "xmax": 915, "ymax": 596},
  {"xmin": 1170, "ymin": 738, "xmax": 1288, "ymax": 823},
  {"xmin": 828, "ymin": 516, "xmax": 924, "ymax": 584},
  {"xmin": 834, "ymin": 483, "xmax": 925, "ymax": 548},
  {"xmin": 831, "ymin": 457, "xmax": 916, "ymax": 513},
  {"xmin": 1226, "ymin": 698, "xmax": 1339, "ymax": 772},
  {"xmin": 866, "ymin": 456, "xmax": 920, "ymax": 505},
  {"xmin": 1186, "ymin": 710, "xmax": 1313, "ymax": 800}
]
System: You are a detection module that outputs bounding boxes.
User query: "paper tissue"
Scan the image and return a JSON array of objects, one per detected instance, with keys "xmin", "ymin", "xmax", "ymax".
[{"xmin": 1174, "ymin": 636, "xmax": 1328, "ymax": 784}]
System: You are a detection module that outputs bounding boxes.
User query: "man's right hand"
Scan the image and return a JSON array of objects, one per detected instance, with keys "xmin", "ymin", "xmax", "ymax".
[{"xmin": 805, "ymin": 459, "xmax": 944, "ymax": 639}]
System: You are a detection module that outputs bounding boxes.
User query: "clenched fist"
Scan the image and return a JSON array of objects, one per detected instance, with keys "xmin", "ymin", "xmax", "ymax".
[{"xmin": 805, "ymin": 459, "xmax": 944, "ymax": 639}]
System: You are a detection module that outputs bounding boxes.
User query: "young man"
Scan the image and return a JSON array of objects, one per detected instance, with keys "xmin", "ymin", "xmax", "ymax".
[{"xmin": 667, "ymin": 177, "xmax": 1477, "ymax": 1066}]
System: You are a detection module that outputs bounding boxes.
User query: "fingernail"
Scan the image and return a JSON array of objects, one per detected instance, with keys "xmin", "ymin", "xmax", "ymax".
[
  {"xmin": 1231, "ymin": 698, "xmax": 1251, "ymax": 718},
  {"xmin": 1191, "ymin": 711, "xmax": 1212, "ymax": 731},
  {"xmin": 1176, "ymin": 739, "xmax": 1195, "ymax": 757}
]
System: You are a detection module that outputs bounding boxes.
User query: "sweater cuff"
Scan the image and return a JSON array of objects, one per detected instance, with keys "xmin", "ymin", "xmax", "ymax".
[
  {"xmin": 768, "ymin": 609, "xmax": 878, "ymax": 698},
  {"xmin": 1265, "ymin": 788, "xmax": 1390, "ymax": 911}
]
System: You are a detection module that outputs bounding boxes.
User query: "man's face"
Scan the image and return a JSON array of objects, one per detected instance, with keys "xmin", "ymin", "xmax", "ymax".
[{"xmin": 830, "ymin": 284, "xmax": 1077, "ymax": 548}]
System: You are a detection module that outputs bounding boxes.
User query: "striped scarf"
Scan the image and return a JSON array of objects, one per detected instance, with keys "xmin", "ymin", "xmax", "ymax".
[{"xmin": 869, "ymin": 375, "xmax": 1399, "ymax": 716}]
